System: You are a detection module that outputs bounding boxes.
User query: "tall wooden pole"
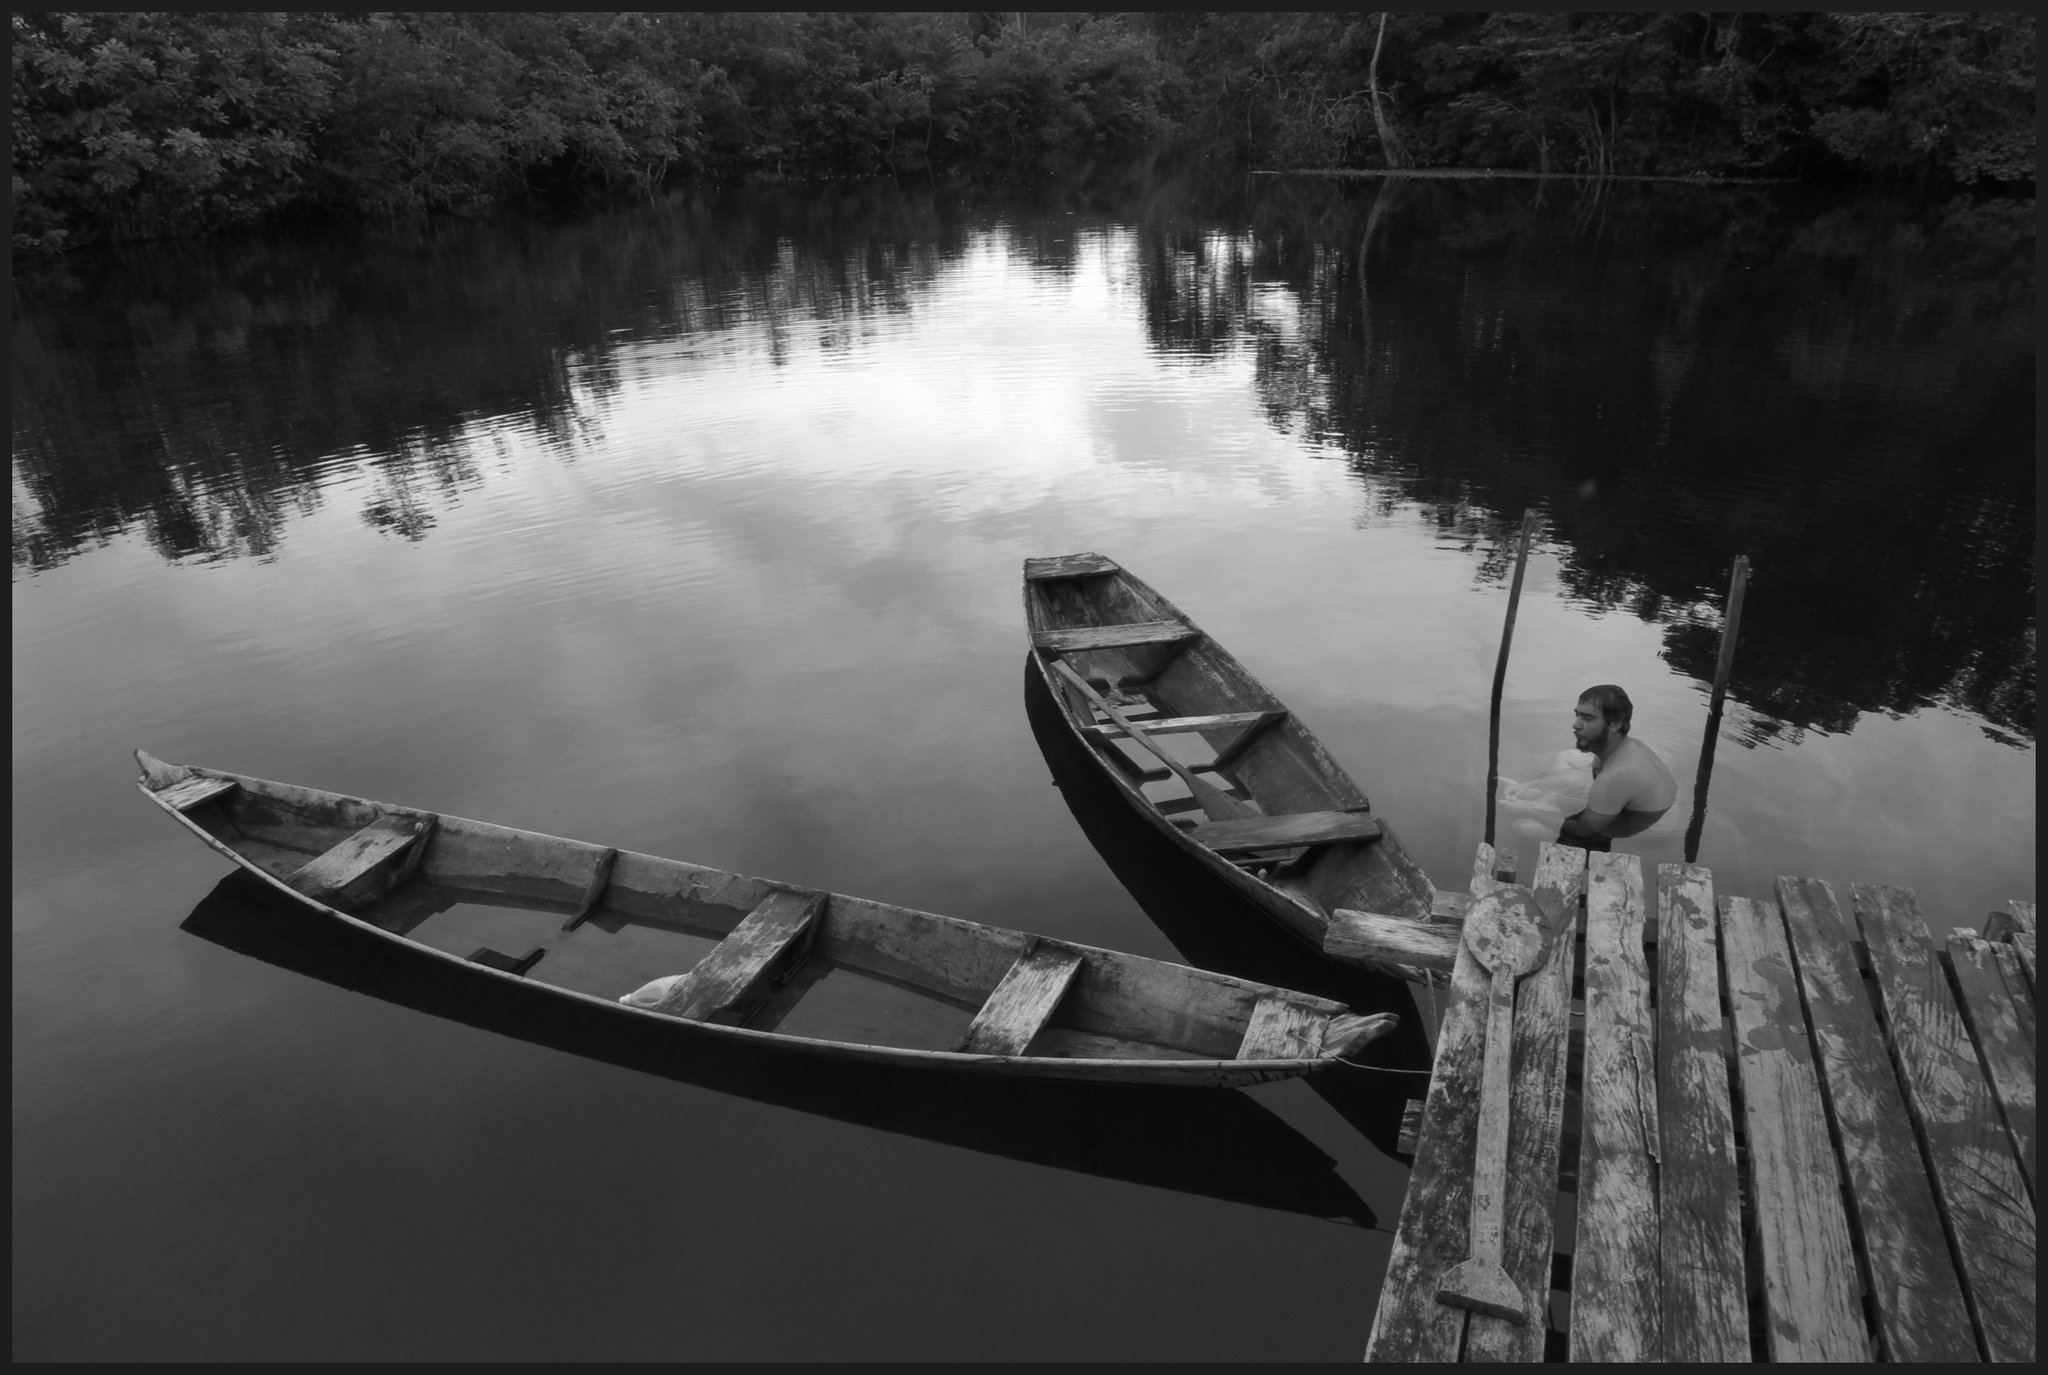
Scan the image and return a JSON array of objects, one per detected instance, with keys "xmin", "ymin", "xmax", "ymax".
[
  {"xmin": 1685, "ymin": 555, "xmax": 1750, "ymax": 863},
  {"xmin": 1483, "ymin": 511, "xmax": 1540, "ymax": 848}
]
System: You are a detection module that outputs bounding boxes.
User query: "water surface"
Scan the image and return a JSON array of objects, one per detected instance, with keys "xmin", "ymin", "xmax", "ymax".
[{"xmin": 13, "ymin": 159, "xmax": 2033, "ymax": 1359}]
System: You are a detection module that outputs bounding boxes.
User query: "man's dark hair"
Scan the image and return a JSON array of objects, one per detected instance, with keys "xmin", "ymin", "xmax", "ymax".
[{"xmin": 1579, "ymin": 684, "xmax": 1633, "ymax": 734}]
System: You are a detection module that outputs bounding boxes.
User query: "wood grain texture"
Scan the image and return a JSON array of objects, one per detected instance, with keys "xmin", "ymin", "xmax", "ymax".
[
  {"xmin": 2015, "ymin": 932, "xmax": 2036, "ymax": 995},
  {"xmin": 656, "ymin": 889, "xmax": 826, "ymax": 1025},
  {"xmin": 1571, "ymin": 850, "xmax": 1660, "ymax": 1363},
  {"xmin": 1653, "ymin": 862, "xmax": 1748, "ymax": 1361},
  {"xmin": 1459, "ymin": 845, "xmax": 1582, "ymax": 1362},
  {"xmin": 1365, "ymin": 905, "xmax": 1503, "ymax": 1361},
  {"xmin": 1946, "ymin": 934, "xmax": 2037, "ymax": 1201},
  {"xmin": 156, "ymin": 774, "xmax": 237, "ymax": 812},
  {"xmin": 1854, "ymin": 883, "xmax": 2035, "ymax": 1364},
  {"xmin": 1023, "ymin": 552, "xmax": 1118, "ymax": 580},
  {"xmin": 1721, "ymin": 894, "xmax": 1867, "ymax": 1360},
  {"xmin": 1324, "ymin": 908, "xmax": 1459, "ymax": 974},
  {"xmin": 1184, "ymin": 809, "xmax": 1380, "ymax": 853},
  {"xmin": 1031, "ymin": 620, "xmax": 1196, "ymax": 653},
  {"xmin": 1774, "ymin": 877, "xmax": 1978, "ymax": 1362},
  {"xmin": 958, "ymin": 941, "xmax": 1084, "ymax": 1056},
  {"xmin": 285, "ymin": 815, "xmax": 427, "ymax": 907},
  {"xmin": 1236, "ymin": 996, "xmax": 1326, "ymax": 1060}
]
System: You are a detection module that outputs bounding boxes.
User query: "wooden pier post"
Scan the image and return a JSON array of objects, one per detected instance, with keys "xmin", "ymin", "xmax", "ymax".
[
  {"xmin": 1684, "ymin": 556, "xmax": 1749, "ymax": 863},
  {"xmin": 1483, "ymin": 511, "xmax": 1539, "ymax": 847}
]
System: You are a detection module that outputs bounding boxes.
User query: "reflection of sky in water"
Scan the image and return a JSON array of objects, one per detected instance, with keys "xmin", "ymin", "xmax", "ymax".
[{"xmin": 15, "ymin": 224, "xmax": 2031, "ymax": 936}]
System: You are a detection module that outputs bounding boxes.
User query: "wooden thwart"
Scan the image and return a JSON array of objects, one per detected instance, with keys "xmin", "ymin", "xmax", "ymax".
[
  {"xmin": 1237, "ymin": 996, "xmax": 1326, "ymax": 1060},
  {"xmin": 655, "ymin": 889, "xmax": 827, "ymax": 1026},
  {"xmin": 1031, "ymin": 620, "xmax": 1198, "ymax": 654},
  {"xmin": 957, "ymin": 940, "xmax": 1084, "ymax": 1056},
  {"xmin": 285, "ymin": 814, "xmax": 433, "ymax": 908},
  {"xmin": 1184, "ymin": 809, "xmax": 1380, "ymax": 854},
  {"xmin": 1325, "ymin": 908, "xmax": 1459, "ymax": 975},
  {"xmin": 156, "ymin": 774, "xmax": 237, "ymax": 812},
  {"xmin": 1023, "ymin": 552, "xmax": 1118, "ymax": 580}
]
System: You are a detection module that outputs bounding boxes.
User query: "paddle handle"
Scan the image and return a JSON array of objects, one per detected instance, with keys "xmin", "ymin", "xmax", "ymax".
[
  {"xmin": 1467, "ymin": 965, "xmax": 1517, "ymax": 1266},
  {"xmin": 1052, "ymin": 660, "xmax": 1189, "ymax": 783}
]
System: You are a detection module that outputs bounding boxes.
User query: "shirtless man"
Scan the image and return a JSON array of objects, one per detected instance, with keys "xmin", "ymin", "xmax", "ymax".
[{"xmin": 1556, "ymin": 684, "xmax": 1676, "ymax": 852}]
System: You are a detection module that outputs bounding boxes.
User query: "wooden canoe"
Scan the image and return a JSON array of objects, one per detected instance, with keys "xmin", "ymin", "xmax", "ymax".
[
  {"xmin": 135, "ymin": 750, "xmax": 1396, "ymax": 1086},
  {"xmin": 1023, "ymin": 553, "xmax": 1445, "ymax": 979}
]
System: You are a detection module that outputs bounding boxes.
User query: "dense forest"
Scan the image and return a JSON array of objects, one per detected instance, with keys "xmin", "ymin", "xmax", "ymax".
[{"xmin": 11, "ymin": 11, "xmax": 2036, "ymax": 254}]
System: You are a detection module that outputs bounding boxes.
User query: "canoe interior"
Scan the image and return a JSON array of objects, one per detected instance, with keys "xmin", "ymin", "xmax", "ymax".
[
  {"xmin": 172, "ymin": 770, "xmax": 1346, "ymax": 1065},
  {"xmin": 1024, "ymin": 557, "xmax": 1437, "ymax": 928}
]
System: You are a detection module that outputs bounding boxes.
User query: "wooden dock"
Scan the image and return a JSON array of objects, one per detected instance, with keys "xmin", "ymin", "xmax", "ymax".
[{"xmin": 1365, "ymin": 842, "xmax": 2035, "ymax": 1362}]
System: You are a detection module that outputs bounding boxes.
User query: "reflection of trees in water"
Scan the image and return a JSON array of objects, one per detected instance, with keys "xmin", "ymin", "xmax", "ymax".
[
  {"xmin": 1144, "ymin": 177, "xmax": 2033, "ymax": 743},
  {"xmin": 14, "ymin": 161, "xmax": 2032, "ymax": 744}
]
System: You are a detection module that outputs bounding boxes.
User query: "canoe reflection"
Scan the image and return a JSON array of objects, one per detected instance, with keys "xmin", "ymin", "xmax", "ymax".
[
  {"xmin": 180, "ymin": 868, "xmax": 1377, "ymax": 1228},
  {"xmin": 1024, "ymin": 656, "xmax": 1435, "ymax": 1161}
]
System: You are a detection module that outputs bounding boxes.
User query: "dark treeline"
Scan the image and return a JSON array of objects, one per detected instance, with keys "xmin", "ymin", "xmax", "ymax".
[{"xmin": 12, "ymin": 11, "xmax": 2035, "ymax": 255}]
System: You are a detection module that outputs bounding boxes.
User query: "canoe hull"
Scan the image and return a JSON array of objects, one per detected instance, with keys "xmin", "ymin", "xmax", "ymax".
[
  {"xmin": 138, "ymin": 757, "xmax": 1389, "ymax": 1087},
  {"xmin": 1022, "ymin": 555, "xmax": 1443, "ymax": 978}
]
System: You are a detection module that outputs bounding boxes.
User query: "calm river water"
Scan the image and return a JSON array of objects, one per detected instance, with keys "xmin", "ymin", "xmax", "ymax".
[{"xmin": 13, "ymin": 157, "xmax": 2033, "ymax": 1359}]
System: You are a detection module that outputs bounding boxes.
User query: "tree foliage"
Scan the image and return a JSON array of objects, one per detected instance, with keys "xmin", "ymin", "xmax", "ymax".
[{"xmin": 12, "ymin": 11, "xmax": 2034, "ymax": 256}]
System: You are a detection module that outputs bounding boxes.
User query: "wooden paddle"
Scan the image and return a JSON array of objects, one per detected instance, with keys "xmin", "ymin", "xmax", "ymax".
[
  {"xmin": 1051, "ymin": 658, "xmax": 1257, "ymax": 822},
  {"xmin": 1435, "ymin": 886, "xmax": 1556, "ymax": 1324}
]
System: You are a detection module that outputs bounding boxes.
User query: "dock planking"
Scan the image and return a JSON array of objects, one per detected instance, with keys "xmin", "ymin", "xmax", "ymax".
[
  {"xmin": 1372, "ymin": 851, "xmax": 2034, "ymax": 1364},
  {"xmin": 1570, "ymin": 851, "xmax": 1658, "ymax": 1362},
  {"xmin": 1653, "ymin": 863, "xmax": 1748, "ymax": 1361},
  {"xmin": 1854, "ymin": 884, "xmax": 2036, "ymax": 1364},
  {"xmin": 1774, "ymin": 877, "xmax": 1978, "ymax": 1363},
  {"xmin": 1719, "ymin": 894, "xmax": 1867, "ymax": 1360},
  {"xmin": 1945, "ymin": 932, "xmax": 2036, "ymax": 1201},
  {"xmin": 1364, "ymin": 844, "xmax": 1580, "ymax": 1363}
]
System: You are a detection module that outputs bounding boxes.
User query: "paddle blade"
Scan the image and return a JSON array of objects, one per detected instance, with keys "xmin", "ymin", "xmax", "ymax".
[{"xmin": 1436, "ymin": 1257, "xmax": 1527, "ymax": 1323}]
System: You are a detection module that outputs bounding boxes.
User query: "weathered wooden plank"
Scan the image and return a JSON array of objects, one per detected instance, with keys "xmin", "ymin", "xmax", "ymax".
[
  {"xmin": 1236, "ymin": 996, "xmax": 1325, "ymax": 1060},
  {"xmin": 1653, "ymin": 862, "xmax": 1748, "ymax": 1361},
  {"xmin": 1982, "ymin": 900, "xmax": 2035, "ymax": 944},
  {"xmin": 1854, "ymin": 883, "xmax": 2035, "ymax": 1364},
  {"xmin": 1031, "ymin": 620, "xmax": 1197, "ymax": 653},
  {"xmin": 1571, "ymin": 850, "xmax": 1660, "ymax": 1363},
  {"xmin": 1023, "ymin": 552, "xmax": 1118, "ymax": 580},
  {"xmin": 285, "ymin": 815, "xmax": 429, "ymax": 907},
  {"xmin": 157, "ymin": 774, "xmax": 237, "ymax": 812},
  {"xmin": 1208, "ymin": 709, "xmax": 1288, "ymax": 771},
  {"xmin": 1184, "ymin": 809, "xmax": 1380, "ymax": 854},
  {"xmin": 655, "ymin": 889, "xmax": 827, "ymax": 1025},
  {"xmin": 957, "ymin": 940, "xmax": 1084, "ymax": 1056},
  {"xmin": 1946, "ymin": 932, "xmax": 2037, "ymax": 1200},
  {"xmin": 1721, "ymin": 894, "xmax": 1868, "ymax": 1360},
  {"xmin": 2014, "ymin": 932, "xmax": 2036, "ymax": 996},
  {"xmin": 1325, "ymin": 908, "xmax": 1459, "ymax": 975},
  {"xmin": 1775, "ymin": 877, "xmax": 1977, "ymax": 1363},
  {"xmin": 1460, "ymin": 844, "xmax": 1583, "ymax": 1362},
  {"xmin": 1366, "ymin": 908, "xmax": 1504, "ymax": 1360}
]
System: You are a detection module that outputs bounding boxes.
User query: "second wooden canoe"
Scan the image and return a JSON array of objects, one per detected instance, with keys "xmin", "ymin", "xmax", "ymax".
[{"xmin": 1023, "ymin": 552, "xmax": 1446, "ymax": 978}]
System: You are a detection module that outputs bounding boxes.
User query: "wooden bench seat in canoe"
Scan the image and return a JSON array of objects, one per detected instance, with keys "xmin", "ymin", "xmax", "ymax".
[
  {"xmin": 1023, "ymin": 552, "xmax": 1119, "ymax": 580},
  {"xmin": 285, "ymin": 814, "xmax": 435, "ymax": 908},
  {"xmin": 1181, "ymin": 809, "xmax": 1382, "ymax": 855},
  {"xmin": 1031, "ymin": 621, "xmax": 1199, "ymax": 654},
  {"xmin": 654, "ymin": 889, "xmax": 827, "ymax": 1025},
  {"xmin": 1237, "ymin": 996, "xmax": 1327, "ymax": 1059},
  {"xmin": 957, "ymin": 939, "xmax": 1085, "ymax": 1056},
  {"xmin": 155, "ymin": 774, "xmax": 238, "ymax": 812}
]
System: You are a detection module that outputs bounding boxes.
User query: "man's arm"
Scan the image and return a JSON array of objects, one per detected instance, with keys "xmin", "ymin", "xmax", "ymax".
[
  {"xmin": 1563, "ymin": 768, "xmax": 1634, "ymax": 838},
  {"xmin": 1560, "ymin": 807, "xmax": 1622, "ymax": 839}
]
